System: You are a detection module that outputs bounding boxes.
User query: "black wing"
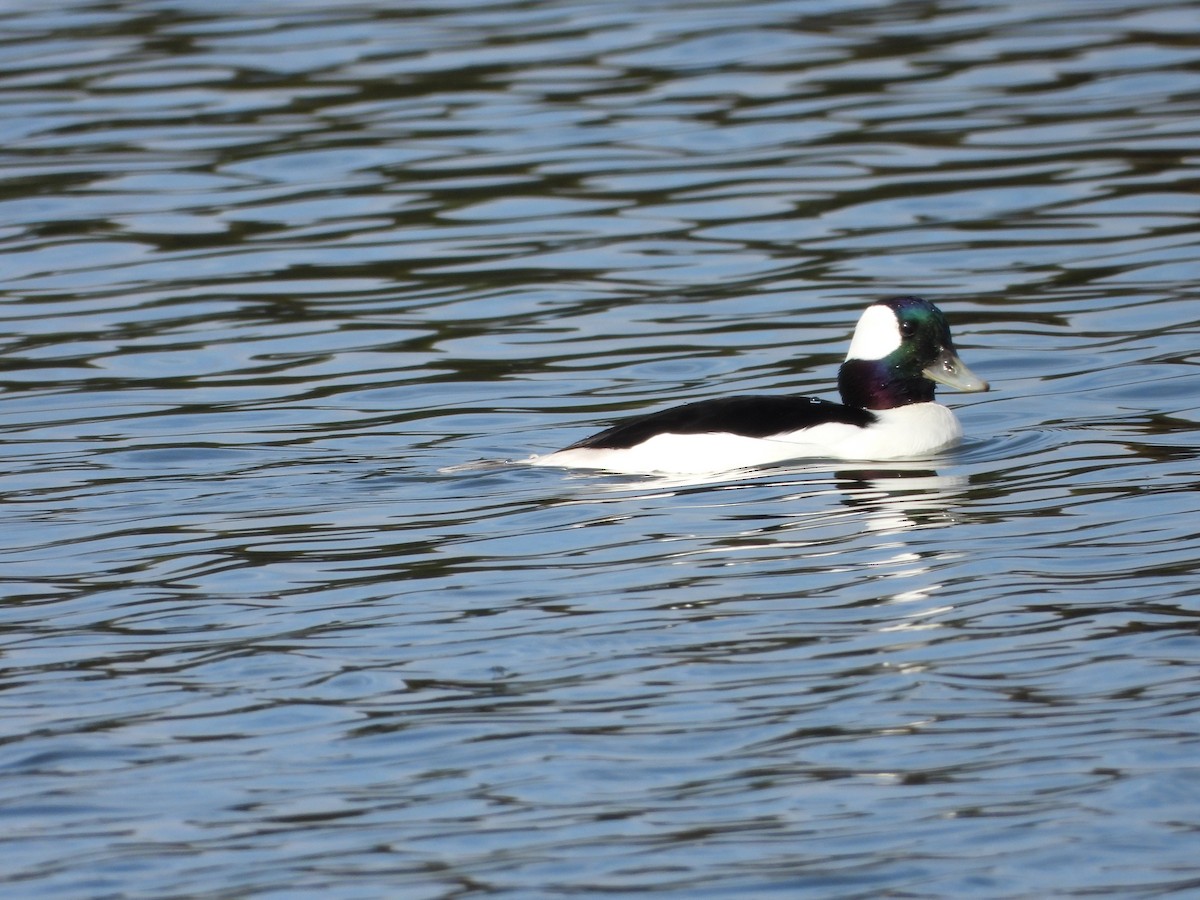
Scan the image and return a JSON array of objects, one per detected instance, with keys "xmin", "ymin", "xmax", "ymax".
[{"xmin": 564, "ymin": 394, "xmax": 876, "ymax": 451}]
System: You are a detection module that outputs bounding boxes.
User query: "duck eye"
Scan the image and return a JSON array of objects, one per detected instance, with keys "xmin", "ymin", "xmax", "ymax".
[{"xmin": 899, "ymin": 319, "xmax": 917, "ymax": 338}]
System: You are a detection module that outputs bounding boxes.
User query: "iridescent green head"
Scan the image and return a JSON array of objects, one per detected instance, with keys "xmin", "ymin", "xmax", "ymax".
[{"xmin": 838, "ymin": 296, "xmax": 988, "ymax": 410}]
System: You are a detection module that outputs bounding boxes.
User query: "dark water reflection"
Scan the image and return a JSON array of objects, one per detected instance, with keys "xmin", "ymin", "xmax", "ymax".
[{"xmin": 2, "ymin": 0, "xmax": 1200, "ymax": 896}]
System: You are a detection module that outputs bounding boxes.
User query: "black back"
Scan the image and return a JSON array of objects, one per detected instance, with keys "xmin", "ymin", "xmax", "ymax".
[{"xmin": 565, "ymin": 394, "xmax": 876, "ymax": 450}]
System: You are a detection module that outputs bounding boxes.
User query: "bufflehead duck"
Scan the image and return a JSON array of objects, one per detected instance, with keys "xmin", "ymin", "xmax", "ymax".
[{"xmin": 530, "ymin": 296, "xmax": 988, "ymax": 475}]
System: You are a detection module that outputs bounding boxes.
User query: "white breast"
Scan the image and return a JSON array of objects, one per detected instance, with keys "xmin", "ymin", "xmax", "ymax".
[{"xmin": 808, "ymin": 403, "xmax": 963, "ymax": 461}]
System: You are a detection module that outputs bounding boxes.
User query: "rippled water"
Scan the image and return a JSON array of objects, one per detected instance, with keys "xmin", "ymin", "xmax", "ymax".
[{"xmin": 2, "ymin": 1, "xmax": 1199, "ymax": 896}]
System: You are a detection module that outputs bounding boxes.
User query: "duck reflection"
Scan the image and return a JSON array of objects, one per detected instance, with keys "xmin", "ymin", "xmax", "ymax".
[{"xmin": 583, "ymin": 458, "xmax": 968, "ymax": 531}]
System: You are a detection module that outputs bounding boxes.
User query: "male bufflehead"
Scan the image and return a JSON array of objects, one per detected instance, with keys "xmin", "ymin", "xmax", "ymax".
[{"xmin": 530, "ymin": 296, "xmax": 988, "ymax": 475}]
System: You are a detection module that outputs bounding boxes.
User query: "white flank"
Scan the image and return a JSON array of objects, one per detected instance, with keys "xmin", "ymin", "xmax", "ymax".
[
  {"xmin": 528, "ymin": 403, "xmax": 963, "ymax": 475},
  {"xmin": 844, "ymin": 304, "xmax": 901, "ymax": 361}
]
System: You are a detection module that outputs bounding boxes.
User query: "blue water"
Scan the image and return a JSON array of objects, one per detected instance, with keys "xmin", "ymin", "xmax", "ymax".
[{"xmin": 2, "ymin": 1, "xmax": 1199, "ymax": 896}]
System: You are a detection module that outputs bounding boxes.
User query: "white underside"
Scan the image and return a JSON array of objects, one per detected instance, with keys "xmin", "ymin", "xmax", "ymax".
[{"xmin": 529, "ymin": 403, "xmax": 963, "ymax": 475}]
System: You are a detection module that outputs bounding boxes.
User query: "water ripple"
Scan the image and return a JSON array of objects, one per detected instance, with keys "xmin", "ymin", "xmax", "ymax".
[{"xmin": 1, "ymin": 1, "xmax": 1199, "ymax": 897}]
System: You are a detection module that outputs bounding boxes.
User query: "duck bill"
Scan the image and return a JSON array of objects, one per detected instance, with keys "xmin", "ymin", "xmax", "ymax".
[{"xmin": 923, "ymin": 349, "xmax": 989, "ymax": 392}]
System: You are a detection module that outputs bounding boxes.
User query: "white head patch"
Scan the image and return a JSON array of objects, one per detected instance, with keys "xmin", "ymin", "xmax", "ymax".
[{"xmin": 845, "ymin": 304, "xmax": 902, "ymax": 361}]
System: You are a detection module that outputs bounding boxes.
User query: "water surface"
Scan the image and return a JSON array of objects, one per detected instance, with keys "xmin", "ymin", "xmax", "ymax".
[{"xmin": 2, "ymin": 1, "xmax": 1199, "ymax": 897}]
